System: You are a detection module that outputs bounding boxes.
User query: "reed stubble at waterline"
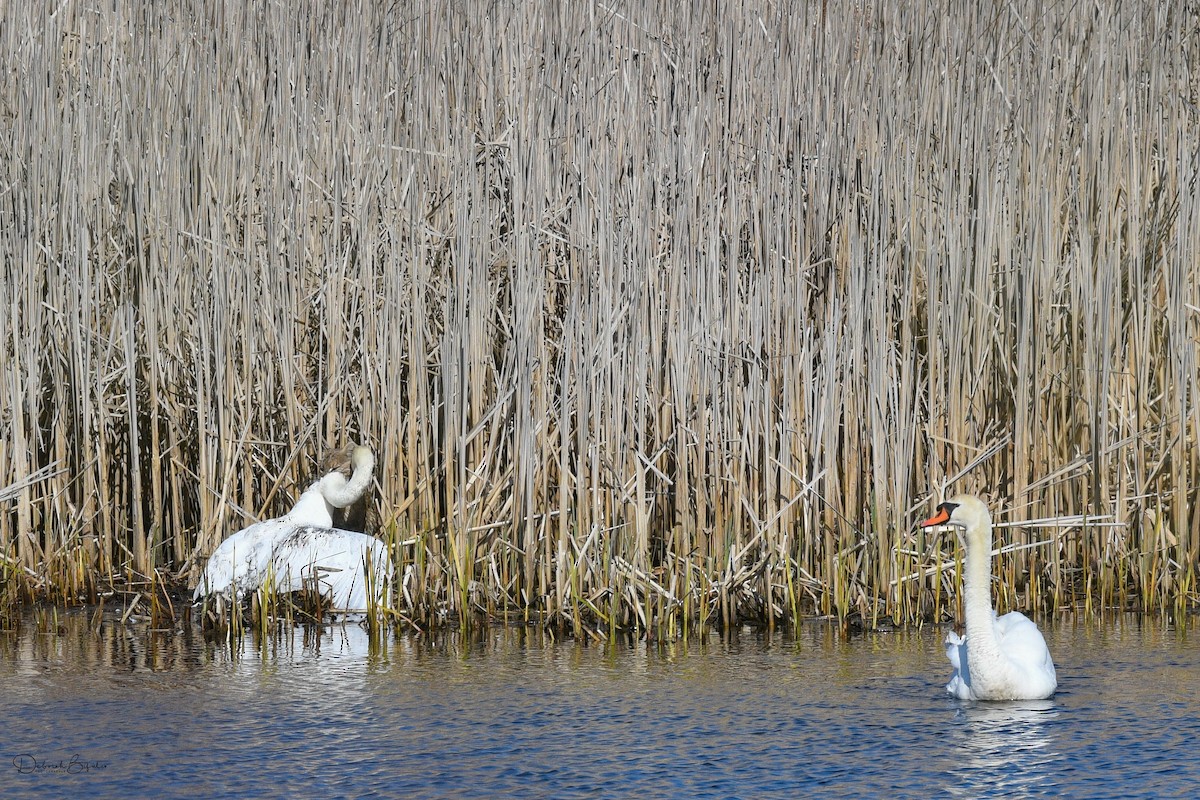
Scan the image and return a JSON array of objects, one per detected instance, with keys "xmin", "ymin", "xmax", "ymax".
[{"xmin": 1, "ymin": 1, "xmax": 1197, "ymax": 633}]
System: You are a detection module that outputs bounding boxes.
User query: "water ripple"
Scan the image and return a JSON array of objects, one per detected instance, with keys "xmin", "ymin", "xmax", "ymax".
[{"xmin": 1, "ymin": 616, "xmax": 1197, "ymax": 798}]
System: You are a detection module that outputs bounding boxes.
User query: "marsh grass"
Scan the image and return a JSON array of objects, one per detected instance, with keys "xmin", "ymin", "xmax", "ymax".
[{"xmin": 2, "ymin": 1, "xmax": 1199, "ymax": 635}]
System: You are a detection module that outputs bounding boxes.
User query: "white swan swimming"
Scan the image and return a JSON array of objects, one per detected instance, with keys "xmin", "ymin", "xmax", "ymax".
[
  {"xmin": 193, "ymin": 445, "xmax": 391, "ymax": 613},
  {"xmin": 919, "ymin": 495, "xmax": 1057, "ymax": 701}
]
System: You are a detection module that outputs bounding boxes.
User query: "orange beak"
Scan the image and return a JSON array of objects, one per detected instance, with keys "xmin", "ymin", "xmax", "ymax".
[{"xmin": 919, "ymin": 506, "xmax": 952, "ymax": 528}]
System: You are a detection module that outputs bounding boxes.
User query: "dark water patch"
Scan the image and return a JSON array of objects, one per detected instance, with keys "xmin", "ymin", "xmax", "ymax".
[{"xmin": 0, "ymin": 614, "xmax": 1196, "ymax": 798}]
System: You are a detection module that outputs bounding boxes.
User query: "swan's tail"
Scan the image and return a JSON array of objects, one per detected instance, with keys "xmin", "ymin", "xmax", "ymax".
[{"xmin": 944, "ymin": 630, "xmax": 974, "ymax": 699}]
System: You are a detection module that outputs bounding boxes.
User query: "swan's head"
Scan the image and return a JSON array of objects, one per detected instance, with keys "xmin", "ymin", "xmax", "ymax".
[
  {"xmin": 337, "ymin": 445, "xmax": 373, "ymax": 476},
  {"xmin": 317, "ymin": 443, "xmax": 375, "ymax": 510},
  {"xmin": 319, "ymin": 443, "xmax": 373, "ymax": 476},
  {"xmin": 919, "ymin": 494, "xmax": 992, "ymax": 548}
]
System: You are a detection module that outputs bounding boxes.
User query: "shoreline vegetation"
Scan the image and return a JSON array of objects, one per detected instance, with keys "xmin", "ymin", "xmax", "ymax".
[{"xmin": 2, "ymin": 2, "xmax": 1199, "ymax": 636}]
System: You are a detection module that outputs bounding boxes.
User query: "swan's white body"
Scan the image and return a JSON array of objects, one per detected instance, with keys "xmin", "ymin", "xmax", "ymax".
[
  {"xmin": 920, "ymin": 495, "xmax": 1057, "ymax": 701},
  {"xmin": 193, "ymin": 446, "xmax": 391, "ymax": 612}
]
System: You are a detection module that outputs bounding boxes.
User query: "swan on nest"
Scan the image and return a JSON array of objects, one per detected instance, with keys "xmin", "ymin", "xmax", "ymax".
[{"xmin": 193, "ymin": 444, "xmax": 391, "ymax": 613}]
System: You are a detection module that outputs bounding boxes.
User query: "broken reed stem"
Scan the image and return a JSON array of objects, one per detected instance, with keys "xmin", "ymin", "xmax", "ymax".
[{"xmin": 1, "ymin": 1, "xmax": 1199, "ymax": 633}]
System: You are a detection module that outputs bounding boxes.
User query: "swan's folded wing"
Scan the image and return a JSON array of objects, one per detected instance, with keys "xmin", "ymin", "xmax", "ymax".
[
  {"xmin": 270, "ymin": 527, "xmax": 392, "ymax": 611},
  {"xmin": 193, "ymin": 520, "xmax": 284, "ymax": 601},
  {"xmin": 995, "ymin": 611, "xmax": 1058, "ymax": 697},
  {"xmin": 995, "ymin": 611, "xmax": 1054, "ymax": 665},
  {"xmin": 944, "ymin": 630, "xmax": 966, "ymax": 672},
  {"xmin": 944, "ymin": 630, "xmax": 975, "ymax": 698}
]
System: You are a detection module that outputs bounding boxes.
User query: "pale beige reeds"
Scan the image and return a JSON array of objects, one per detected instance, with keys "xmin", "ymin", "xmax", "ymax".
[{"xmin": 1, "ymin": 1, "xmax": 1197, "ymax": 633}]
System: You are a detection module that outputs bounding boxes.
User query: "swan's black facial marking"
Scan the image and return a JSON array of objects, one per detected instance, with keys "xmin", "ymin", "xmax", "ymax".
[{"xmin": 918, "ymin": 500, "xmax": 960, "ymax": 529}]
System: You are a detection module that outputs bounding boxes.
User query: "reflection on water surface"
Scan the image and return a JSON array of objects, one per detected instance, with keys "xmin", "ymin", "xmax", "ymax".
[{"xmin": 1, "ymin": 614, "xmax": 1197, "ymax": 798}]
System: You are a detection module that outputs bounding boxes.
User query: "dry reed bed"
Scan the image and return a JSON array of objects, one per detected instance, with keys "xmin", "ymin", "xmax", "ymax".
[{"xmin": 1, "ymin": 1, "xmax": 1198, "ymax": 633}]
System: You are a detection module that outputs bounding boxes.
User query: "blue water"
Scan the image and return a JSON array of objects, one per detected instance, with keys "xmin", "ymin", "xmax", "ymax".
[{"xmin": 0, "ymin": 614, "xmax": 1197, "ymax": 798}]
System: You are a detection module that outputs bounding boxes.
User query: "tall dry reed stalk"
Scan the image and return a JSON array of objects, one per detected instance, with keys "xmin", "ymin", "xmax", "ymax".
[{"xmin": 1, "ymin": 0, "xmax": 1198, "ymax": 633}]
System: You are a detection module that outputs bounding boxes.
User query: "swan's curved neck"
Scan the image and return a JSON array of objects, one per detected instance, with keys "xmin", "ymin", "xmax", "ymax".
[
  {"xmin": 320, "ymin": 447, "xmax": 374, "ymax": 509},
  {"xmin": 961, "ymin": 514, "xmax": 1005, "ymax": 673},
  {"xmin": 283, "ymin": 446, "xmax": 374, "ymax": 529},
  {"xmin": 963, "ymin": 529, "xmax": 995, "ymax": 627},
  {"xmin": 289, "ymin": 485, "xmax": 335, "ymax": 527}
]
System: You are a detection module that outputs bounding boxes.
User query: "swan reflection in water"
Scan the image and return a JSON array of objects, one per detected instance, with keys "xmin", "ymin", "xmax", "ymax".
[{"xmin": 944, "ymin": 700, "xmax": 1061, "ymax": 797}]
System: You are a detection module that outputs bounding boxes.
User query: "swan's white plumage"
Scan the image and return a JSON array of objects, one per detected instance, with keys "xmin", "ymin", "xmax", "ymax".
[
  {"xmin": 921, "ymin": 495, "xmax": 1057, "ymax": 701},
  {"xmin": 193, "ymin": 445, "xmax": 391, "ymax": 612},
  {"xmin": 192, "ymin": 520, "xmax": 390, "ymax": 611}
]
